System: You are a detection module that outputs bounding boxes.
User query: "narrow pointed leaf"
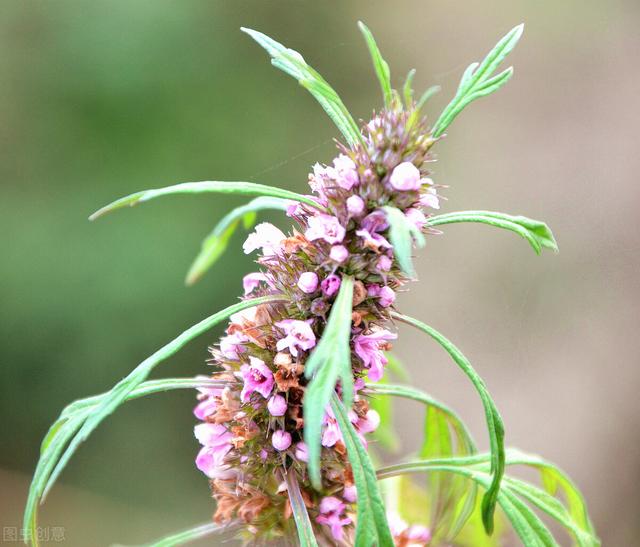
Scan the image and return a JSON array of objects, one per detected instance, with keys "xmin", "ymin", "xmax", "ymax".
[
  {"xmin": 383, "ymin": 206, "xmax": 425, "ymax": 278},
  {"xmin": 367, "ymin": 376, "xmax": 400, "ymax": 452},
  {"xmin": 331, "ymin": 393, "xmax": 394, "ymax": 546},
  {"xmin": 403, "ymin": 69, "xmax": 416, "ymax": 107},
  {"xmin": 433, "ymin": 24, "xmax": 524, "ymax": 137},
  {"xmin": 285, "ymin": 470, "xmax": 319, "ymax": 547},
  {"xmin": 303, "ymin": 276, "xmax": 354, "ymax": 489},
  {"xmin": 377, "ymin": 450, "xmax": 599, "ymax": 547},
  {"xmin": 427, "ymin": 210, "xmax": 558, "ymax": 254},
  {"xmin": 241, "ymin": 27, "xmax": 362, "ymax": 148},
  {"xmin": 186, "ymin": 196, "xmax": 288, "ymax": 285},
  {"xmin": 116, "ymin": 521, "xmax": 240, "ymax": 547},
  {"xmin": 358, "ymin": 21, "xmax": 393, "ymax": 107},
  {"xmin": 36, "ymin": 295, "xmax": 285, "ymax": 514},
  {"xmin": 416, "ymin": 85, "xmax": 441, "ymax": 110},
  {"xmin": 23, "ymin": 377, "xmax": 234, "ymax": 545},
  {"xmin": 89, "ymin": 181, "xmax": 324, "ymax": 221},
  {"xmin": 368, "ymin": 382, "xmax": 477, "ymax": 541},
  {"xmin": 391, "ymin": 312, "xmax": 505, "ymax": 534},
  {"xmin": 367, "ymin": 383, "xmax": 477, "ymax": 453}
]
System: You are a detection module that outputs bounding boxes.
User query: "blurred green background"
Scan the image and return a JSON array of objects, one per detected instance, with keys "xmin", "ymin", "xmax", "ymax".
[{"xmin": 2, "ymin": 1, "xmax": 638, "ymax": 545}]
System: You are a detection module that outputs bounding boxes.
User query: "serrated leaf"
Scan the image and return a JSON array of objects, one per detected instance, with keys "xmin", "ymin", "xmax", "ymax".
[
  {"xmin": 285, "ymin": 470, "xmax": 319, "ymax": 547},
  {"xmin": 89, "ymin": 181, "xmax": 324, "ymax": 221},
  {"xmin": 241, "ymin": 27, "xmax": 362, "ymax": 148},
  {"xmin": 382, "ymin": 206, "xmax": 425, "ymax": 278},
  {"xmin": 186, "ymin": 196, "xmax": 288, "ymax": 285},
  {"xmin": 427, "ymin": 210, "xmax": 558, "ymax": 254},
  {"xmin": 331, "ymin": 394, "xmax": 394, "ymax": 547},
  {"xmin": 303, "ymin": 276, "xmax": 354, "ymax": 489},
  {"xmin": 24, "ymin": 296, "xmax": 284, "ymax": 545},
  {"xmin": 391, "ymin": 313, "xmax": 505, "ymax": 535},
  {"xmin": 433, "ymin": 24, "xmax": 524, "ymax": 137},
  {"xmin": 358, "ymin": 21, "xmax": 393, "ymax": 108}
]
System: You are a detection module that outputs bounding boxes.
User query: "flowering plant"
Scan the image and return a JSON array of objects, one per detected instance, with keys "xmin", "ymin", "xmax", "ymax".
[{"xmin": 24, "ymin": 21, "xmax": 599, "ymax": 547}]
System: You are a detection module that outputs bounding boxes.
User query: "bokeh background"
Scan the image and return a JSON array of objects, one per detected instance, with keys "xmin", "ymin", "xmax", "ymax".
[{"xmin": 2, "ymin": 1, "xmax": 639, "ymax": 545}]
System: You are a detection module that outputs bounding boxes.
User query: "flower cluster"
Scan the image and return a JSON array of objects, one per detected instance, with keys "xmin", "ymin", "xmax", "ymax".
[{"xmin": 194, "ymin": 108, "xmax": 439, "ymax": 543}]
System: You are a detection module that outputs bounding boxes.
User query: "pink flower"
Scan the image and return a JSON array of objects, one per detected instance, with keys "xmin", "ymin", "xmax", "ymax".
[
  {"xmin": 242, "ymin": 272, "xmax": 268, "ymax": 295},
  {"xmin": 271, "ymin": 430, "xmax": 292, "ymax": 451},
  {"xmin": 333, "ymin": 154, "xmax": 359, "ymax": 190},
  {"xmin": 243, "ymin": 223, "xmax": 286, "ymax": 256},
  {"xmin": 389, "ymin": 515, "xmax": 432, "ymax": 545},
  {"xmin": 347, "ymin": 408, "xmax": 381, "ymax": 448},
  {"xmin": 346, "ymin": 195, "xmax": 365, "ymax": 216},
  {"xmin": 240, "ymin": 357, "xmax": 274, "ymax": 402},
  {"xmin": 322, "ymin": 410, "xmax": 343, "ymax": 447},
  {"xmin": 389, "ymin": 161, "xmax": 421, "ymax": 191},
  {"xmin": 193, "ymin": 377, "xmax": 224, "ymax": 420},
  {"xmin": 321, "ymin": 274, "xmax": 341, "ymax": 297},
  {"xmin": 275, "ymin": 319, "xmax": 316, "ymax": 357},
  {"xmin": 330, "ymin": 245, "xmax": 349, "ymax": 263},
  {"xmin": 343, "ymin": 485, "xmax": 357, "ymax": 503},
  {"xmin": 377, "ymin": 255, "xmax": 392, "ymax": 272},
  {"xmin": 267, "ymin": 394, "xmax": 288, "ymax": 416},
  {"xmin": 419, "ymin": 186, "xmax": 440, "ymax": 209},
  {"xmin": 356, "ymin": 210, "xmax": 392, "ymax": 250},
  {"xmin": 316, "ymin": 496, "xmax": 352, "ymax": 541},
  {"xmin": 219, "ymin": 332, "xmax": 249, "ymax": 360},
  {"xmin": 305, "ymin": 214, "xmax": 346, "ymax": 245},
  {"xmin": 295, "ymin": 441, "xmax": 309, "ymax": 462},
  {"xmin": 354, "ymin": 409, "xmax": 380, "ymax": 435},
  {"xmin": 308, "ymin": 163, "xmax": 331, "ymax": 204},
  {"xmin": 354, "ymin": 329, "xmax": 397, "ymax": 382},
  {"xmin": 378, "ymin": 286, "xmax": 396, "ymax": 307},
  {"xmin": 405, "ymin": 208, "xmax": 427, "ymax": 230},
  {"xmin": 194, "ymin": 423, "xmax": 234, "ymax": 478},
  {"xmin": 297, "ymin": 271, "xmax": 319, "ymax": 293}
]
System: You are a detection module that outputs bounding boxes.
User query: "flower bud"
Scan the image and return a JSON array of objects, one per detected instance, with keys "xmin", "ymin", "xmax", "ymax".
[
  {"xmin": 330, "ymin": 245, "xmax": 349, "ymax": 263},
  {"xmin": 297, "ymin": 271, "xmax": 319, "ymax": 293},
  {"xmin": 271, "ymin": 430, "xmax": 292, "ymax": 451},
  {"xmin": 389, "ymin": 161, "xmax": 421, "ymax": 191},
  {"xmin": 267, "ymin": 394, "xmax": 288, "ymax": 417}
]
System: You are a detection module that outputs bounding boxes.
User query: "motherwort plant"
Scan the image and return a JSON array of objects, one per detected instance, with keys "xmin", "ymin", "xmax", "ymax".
[{"xmin": 25, "ymin": 22, "xmax": 599, "ymax": 547}]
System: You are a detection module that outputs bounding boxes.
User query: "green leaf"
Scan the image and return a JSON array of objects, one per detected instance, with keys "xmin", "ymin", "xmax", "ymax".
[
  {"xmin": 24, "ymin": 295, "xmax": 285, "ymax": 544},
  {"xmin": 390, "ymin": 313, "xmax": 505, "ymax": 535},
  {"xmin": 377, "ymin": 450, "xmax": 600, "ymax": 547},
  {"xmin": 382, "ymin": 206, "xmax": 425, "ymax": 278},
  {"xmin": 367, "ymin": 383, "xmax": 476, "ymax": 454},
  {"xmin": 89, "ymin": 181, "xmax": 324, "ymax": 221},
  {"xmin": 433, "ymin": 24, "xmax": 524, "ymax": 137},
  {"xmin": 367, "ymin": 375, "xmax": 400, "ymax": 452},
  {"xmin": 368, "ymin": 382, "xmax": 477, "ymax": 541},
  {"xmin": 403, "ymin": 69, "xmax": 416, "ymax": 107},
  {"xmin": 24, "ymin": 377, "xmax": 232, "ymax": 546},
  {"xmin": 415, "ymin": 85, "xmax": 441, "ymax": 110},
  {"xmin": 358, "ymin": 21, "xmax": 393, "ymax": 108},
  {"xmin": 113, "ymin": 521, "xmax": 240, "ymax": 547},
  {"xmin": 303, "ymin": 275, "xmax": 354, "ymax": 489},
  {"xmin": 383, "ymin": 352, "xmax": 411, "ymax": 383},
  {"xmin": 427, "ymin": 210, "xmax": 558, "ymax": 254},
  {"xmin": 185, "ymin": 196, "xmax": 288, "ymax": 285},
  {"xmin": 285, "ymin": 470, "xmax": 319, "ymax": 547},
  {"xmin": 331, "ymin": 394, "xmax": 394, "ymax": 547},
  {"xmin": 241, "ymin": 27, "xmax": 362, "ymax": 148}
]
